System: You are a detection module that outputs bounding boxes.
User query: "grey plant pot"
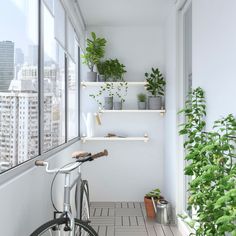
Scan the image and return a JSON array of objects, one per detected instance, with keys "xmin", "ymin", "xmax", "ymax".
[
  {"xmin": 87, "ymin": 71, "xmax": 97, "ymax": 82},
  {"xmin": 138, "ymin": 102, "xmax": 146, "ymax": 110},
  {"xmin": 97, "ymin": 74, "xmax": 105, "ymax": 82},
  {"xmin": 113, "ymin": 101, "xmax": 122, "ymax": 110},
  {"xmin": 104, "ymin": 97, "xmax": 113, "ymax": 110},
  {"xmin": 148, "ymin": 96, "xmax": 161, "ymax": 110}
]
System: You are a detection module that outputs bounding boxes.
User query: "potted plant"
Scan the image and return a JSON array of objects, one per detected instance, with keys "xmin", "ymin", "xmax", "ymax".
[
  {"xmin": 144, "ymin": 188, "xmax": 163, "ymax": 218},
  {"xmin": 113, "ymin": 82, "xmax": 128, "ymax": 110},
  {"xmin": 82, "ymin": 32, "xmax": 107, "ymax": 82},
  {"xmin": 99, "ymin": 59, "xmax": 126, "ymax": 82},
  {"xmin": 90, "ymin": 82, "xmax": 114, "ymax": 110},
  {"xmin": 137, "ymin": 93, "xmax": 147, "ymax": 110},
  {"xmin": 145, "ymin": 68, "xmax": 165, "ymax": 110}
]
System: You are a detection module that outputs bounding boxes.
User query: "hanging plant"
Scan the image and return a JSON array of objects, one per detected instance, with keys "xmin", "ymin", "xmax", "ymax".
[{"xmin": 179, "ymin": 87, "xmax": 236, "ymax": 236}]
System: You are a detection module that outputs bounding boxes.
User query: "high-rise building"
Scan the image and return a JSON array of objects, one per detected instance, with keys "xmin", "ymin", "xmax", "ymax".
[
  {"xmin": 0, "ymin": 75, "xmax": 59, "ymax": 170},
  {"xmin": 28, "ymin": 45, "xmax": 38, "ymax": 66},
  {"xmin": 15, "ymin": 48, "xmax": 24, "ymax": 65},
  {"xmin": 0, "ymin": 41, "xmax": 14, "ymax": 91}
]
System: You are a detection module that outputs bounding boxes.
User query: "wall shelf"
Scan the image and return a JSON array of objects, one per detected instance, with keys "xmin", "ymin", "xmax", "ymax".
[
  {"xmin": 81, "ymin": 136, "xmax": 149, "ymax": 143},
  {"xmin": 99, "ymin": 109, "xmax": 165, "ymax": 114},
  {"xmin": 81, "ymin": 81, "xmax": 147, "ymax": 88}
]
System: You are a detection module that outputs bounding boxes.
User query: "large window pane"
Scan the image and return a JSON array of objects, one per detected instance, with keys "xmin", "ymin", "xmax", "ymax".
[
  {"xmin": 0, "ymin": 0, "xmax": 38, "ymax": 172},
  {"xmin": 43, "ymin": 4, "xmax": 65, "ymax": 152}
]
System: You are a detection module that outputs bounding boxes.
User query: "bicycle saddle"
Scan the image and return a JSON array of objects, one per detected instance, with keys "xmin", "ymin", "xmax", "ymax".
[{"xmin": 72, "ymin": 151, "xmax": 91, "ymax": 159}]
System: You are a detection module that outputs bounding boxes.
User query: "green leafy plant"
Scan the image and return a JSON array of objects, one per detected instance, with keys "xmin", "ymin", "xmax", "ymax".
[
  {"xmin": 137, "ymin": 93, "xmax": 147, "ymax": 102},
  {"xmin": 179, "ymin": 87, "xmax": 236, "ymax": 236},
  {"xmin": 98, "ymin": 59, "xmax": 126, "ymax": 81},
  {"xmin": 145, "ymin": 188, "xmax": 161, "ymax": 199},
  {"xmin": 82, "ymin": 32, "xmax": 107, "ymax": 72},
  {"xmin": 145, "ymin": 68, "xmax": 165, "ymax": 97},
  {"xmin": 115, "ymin": 82, "xmax": 128, "ymax": 104}
]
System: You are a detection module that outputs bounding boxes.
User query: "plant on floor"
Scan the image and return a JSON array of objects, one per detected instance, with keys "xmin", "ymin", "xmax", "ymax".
[
  {"xmin": 145, "ymin": 68, "xmax": 165, "ymax": 109},
  {"xmin": 144, "ymin": 188, "xmax": 163, "ymax": 219},
  {"xmin": 82, "ymin": 32, "xmax": 107, "ymax": 72},
  {"xmin": 179, "ymin": 87, "xmax": 236, "ymax": 236}
]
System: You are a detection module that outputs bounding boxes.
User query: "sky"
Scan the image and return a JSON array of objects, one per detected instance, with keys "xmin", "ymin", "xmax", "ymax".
[{"xmin": 0, "ymin": 0, "xmax": 38, "ymax": 55}]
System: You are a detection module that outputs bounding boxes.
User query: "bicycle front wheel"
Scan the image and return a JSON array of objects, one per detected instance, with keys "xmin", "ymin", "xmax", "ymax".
[{"xmin": 30, "ymin": 218, "xmax": 97, "ymax": 236}]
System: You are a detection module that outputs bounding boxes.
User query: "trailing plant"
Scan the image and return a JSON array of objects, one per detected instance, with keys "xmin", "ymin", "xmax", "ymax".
[
  {"xmin": 82, "ymin": 32, "xmax": 107, "ymax": 72},
  {"xmin": 97, "ymin": 59, "xmax": 126, "ymax": 81},
  {"xmin": 89, "ymin": 82, "xmax": 128, "ymax": 108},
  {"xmin": 145, "ymin": 68, "xmax": 165, "ymax": 97},
  {"xmin": 137, "ymin": 93, "xmax": 147, "ymax": 102},
  {"xmin": 89, "ymin": 82, "xmax": 114, "ymax": 108},
  {"xmin": 179, "ymin": 87, "xmax": 236, "ymax": 236}
]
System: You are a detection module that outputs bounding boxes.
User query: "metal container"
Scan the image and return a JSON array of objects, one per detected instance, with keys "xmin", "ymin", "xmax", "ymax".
[{"xmin": 152, "ymin": 198, "xmax": 170, "ymax": 225}]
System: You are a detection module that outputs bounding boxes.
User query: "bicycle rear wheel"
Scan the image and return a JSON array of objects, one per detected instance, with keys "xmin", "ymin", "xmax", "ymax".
[
  {"xmin": 30, "ymin": 217, "xmax": 97, "ymax": 236},
  {"xmin": 80, "ymin": 180, "xmax": 90, "ymax": 221}
]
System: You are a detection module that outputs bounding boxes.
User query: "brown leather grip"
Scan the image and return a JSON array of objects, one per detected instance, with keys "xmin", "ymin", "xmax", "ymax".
[
  {"xmin": 35, "ymin": 160, "xmax": 45, "ymax": 166},
  {"xmin": 91, "ymin": 149, "xmax": 108, "ymax": 160},
  {"xmin": 72, "ymin": 151, "xmax": 91, "ymax": 159}
]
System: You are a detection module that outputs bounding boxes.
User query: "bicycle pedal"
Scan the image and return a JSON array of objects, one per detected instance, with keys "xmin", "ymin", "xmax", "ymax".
[{"xmin": 64, "ymin": 226, "xmax": 71, "ymax": 231}]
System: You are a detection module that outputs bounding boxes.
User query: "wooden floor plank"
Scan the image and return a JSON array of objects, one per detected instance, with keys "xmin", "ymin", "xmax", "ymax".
[
  {"xmin": 130, "ymin": 216, "xmax": 138, "ymax": 226},
  {"xmin": 115, "ymin": 216, "xmax": 122, "ymax": 226},
  {"xmin": 128, "ymin": 202, "xmax": 135, "ymax": 208},
  {"xmin": 108, "ymin": 208, "xmax": 115, "ymax": 217},
  {"xmin": 153, "ymin": 224, "xmax": 165, "ymax": 236},
  {"xmin": 137, "ymin": 216, "xmax": 145, "ymax": 226},
  {"xmin": 102, "ymin": 208, "xmax": 109, "ymax": 216},
  {"xmin": 170, "ymin": 225, "xmax": 182, "ymax": 236},
  {"xmin": 98, "ymin": 226, "xmax": 107, "ymax": 236},
  {"xmin": 106, "ymin": 226, "xmax": 115, "ymax": 236},
  {"xmin": 162, "ymin": 224, "xmax": 174, "ymax": 236},
  {"xmin": 94, "ymin": 208, "xmax": 102, "ymax": 216},
  {"xmin": 123, "ymin": 216, "xmax": 130, "ymax": 226}
]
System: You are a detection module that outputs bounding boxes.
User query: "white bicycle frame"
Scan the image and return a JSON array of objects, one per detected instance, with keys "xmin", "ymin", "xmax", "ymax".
[{"xmin": 40, "ymin": 161, "xmax": 83, "ymax": 234}]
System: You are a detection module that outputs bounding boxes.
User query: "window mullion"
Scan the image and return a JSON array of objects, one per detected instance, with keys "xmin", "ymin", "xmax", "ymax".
[
  {"xmin": 65, "ymin": 54, "xmax": 68, "ymax": 143},
  {"xmin": 38, "ymin": 0, "xmax": 44, "ymax": 155}
]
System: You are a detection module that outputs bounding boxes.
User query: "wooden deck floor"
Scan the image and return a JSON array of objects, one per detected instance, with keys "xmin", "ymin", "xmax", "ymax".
[{"xmin": 90, "ymin": 202, "xmax": 182, "ymax": 236}]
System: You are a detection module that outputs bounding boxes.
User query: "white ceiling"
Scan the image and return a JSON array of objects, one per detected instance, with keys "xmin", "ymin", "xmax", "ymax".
[{"xmin": 77, "ymin": 0, "xmax": 173, "ymax": 27}]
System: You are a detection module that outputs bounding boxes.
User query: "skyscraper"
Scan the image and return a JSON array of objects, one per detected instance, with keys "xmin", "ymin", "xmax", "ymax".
[{"xmin": 0, "ymin": 41, "xmax": 14, "ymax": 91}]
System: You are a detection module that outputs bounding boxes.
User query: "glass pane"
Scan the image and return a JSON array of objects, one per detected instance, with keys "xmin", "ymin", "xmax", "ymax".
[
  {"xmin": 0, "ymin": 0, "xmax": 38, "ymax": 172},
  {"xmin": 67, "ymin": 53, "xmax": 78, "ymax": 140},
  {"xmin": 43, "ymin": 0, "xmax": 54, "ymax": 14},
  {"xmin": 43, "ymin": 4, "xmax": 65, "ymax": 152},
  {"xmin": 67, "ymin": 19, "xmax": 75, "ymax": 60},
  {"xmin": 55, "ymin": 0, "xmax": 65, "ymax": 48}
]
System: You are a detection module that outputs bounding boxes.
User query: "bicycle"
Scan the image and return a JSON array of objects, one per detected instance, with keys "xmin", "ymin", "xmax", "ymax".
[{"xmin": 30, "ymin": 149, "xmax": 108, "ymax": 236}]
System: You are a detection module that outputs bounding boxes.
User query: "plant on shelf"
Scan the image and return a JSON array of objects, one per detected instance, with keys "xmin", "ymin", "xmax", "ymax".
[
  {"xmin": 82, "ymin": 32, "xmax": 107, "ymax": 82},
  {"xmin": 113, "ymin": 82, "xmax": 128, "ymax": 110},
  {"xmin": 98, "ymin": 59, "xmax": 127, "ymax": 82},
  {"xmin": 137, "ymin": 93, "xmax": 147, "ymax": 110},
  {"xmin": 90, "ymin": 82, "xmax": 114, "ymax": 110},
  {"xmin": 145, "ymin": 68, "xmax": 165, "ymax": 110},
  {"xmin": 178, "ymin": 87, "xmax": 236, "ymax": 236},
  {"xmin": 144, "ymin": 188, "xmax": 163, "ymax": 219}
]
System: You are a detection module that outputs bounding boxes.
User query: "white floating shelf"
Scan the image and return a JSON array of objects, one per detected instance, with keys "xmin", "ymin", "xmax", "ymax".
[
  {"xmin": 81, "ymin": 136, "xmax": 149, "ymax": 143},
  {"xmin": 81, "ymin": 81, "xmax": 147, "ymax": 87},
  {"xmin": 99, "ymin": 109, "xmax": 165, "ymax": 114}
]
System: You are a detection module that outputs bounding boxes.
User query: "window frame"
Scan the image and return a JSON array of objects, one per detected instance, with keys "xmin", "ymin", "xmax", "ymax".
[{"xmin": 0, "ymin": 0, "xmax": 81, "ymax": 184}]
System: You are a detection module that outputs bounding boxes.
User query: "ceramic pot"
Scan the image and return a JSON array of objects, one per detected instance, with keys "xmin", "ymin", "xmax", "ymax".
[
  {"xmin": 113, "ymin": 101, "xmax": 122, "ymax": 110},
  {"xmin": 87, "ymin": 71, "xmax": 97, "ymax": 82},
  {"xmin": 148, "ymin": 96, "xmax": 161, "ymax": 110},
  {"xmin": 104, "ymin": 97, "xmax": 113, "ymax": 110},
  {"xmin": 138, "ymin": 102, "xmax": 146, "ymax": 110}
]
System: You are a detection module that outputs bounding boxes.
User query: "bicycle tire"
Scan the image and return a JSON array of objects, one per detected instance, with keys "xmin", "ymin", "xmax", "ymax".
[
  {"xmin": 30, "ymin": 217, "xmax": 97, "ymax": 236},
  {"xmin": 80, "ymin": 180, "xmax": 90, "ymax": 221}
]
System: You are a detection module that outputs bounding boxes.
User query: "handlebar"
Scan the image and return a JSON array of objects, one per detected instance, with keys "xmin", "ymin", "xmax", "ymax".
[{"xmin": 35, "ymin": 149, "xmax": 108, "ymax": 173}]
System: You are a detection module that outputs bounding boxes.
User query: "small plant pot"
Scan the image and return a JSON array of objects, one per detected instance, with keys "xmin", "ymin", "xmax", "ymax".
[
  {"xmin": 138, "ymin": 102, "xmax": 146, "ymax": 110},
  {"xmin": 98, "ymin": 74, "xmax": 105, "ymax": 82},
  {"xmin": 144, "ymin": 197, "xmax": 156, "ymax": 218},
  {"xmin": 87, "ymin": 71, "xmax": 97, "ymax": 82},
  {"xmin": 148, "ymin": 96, "xmax": 161, "ymax": 110},
  {"xmin": 113, "ymin": 101, "xmax": 122, "ymax": 110},
  {"xmin": 104, "ymin": 97, "xmax": 113, "ymax": 110}
]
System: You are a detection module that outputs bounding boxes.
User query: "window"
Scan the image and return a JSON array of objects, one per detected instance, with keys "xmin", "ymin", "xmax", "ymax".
[{"xmin": 0, "ymin": 0, "xmax": 80, "ymax": 173}]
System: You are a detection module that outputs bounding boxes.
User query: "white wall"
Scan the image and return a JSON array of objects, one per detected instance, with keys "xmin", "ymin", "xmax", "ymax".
[
  {"xmin": 0, "ymin": 141, "xmax": 81, "ymax": 236},
  {"xmin": 163, "ymin": 5, "xmax": 178, "ymax": 208},
  {"xmin": 192, "ymin": 0, "xmax": 236, "ymax": 128},
  {"xmin": 81, "ymin": 26, "xmax": 166, "ymax": 201}
]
